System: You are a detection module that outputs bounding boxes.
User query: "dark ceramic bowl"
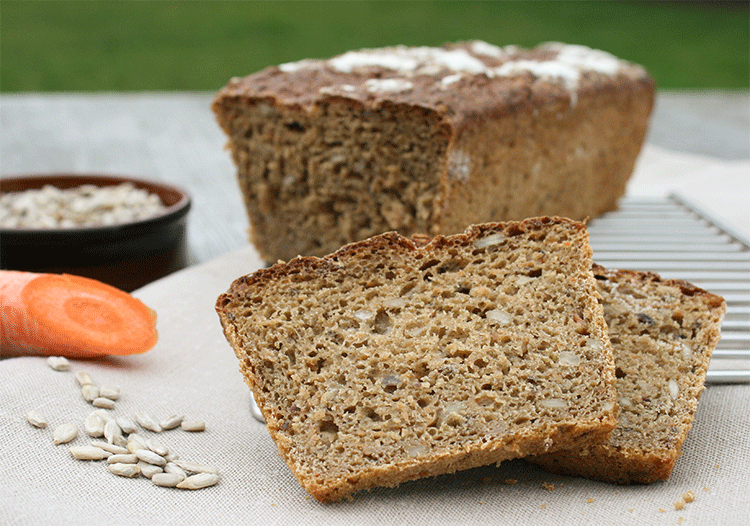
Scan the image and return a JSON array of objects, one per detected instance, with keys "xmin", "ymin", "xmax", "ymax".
[{"xmin": 0, "ymin": 174, "xmax": 191, "ymax": 292}]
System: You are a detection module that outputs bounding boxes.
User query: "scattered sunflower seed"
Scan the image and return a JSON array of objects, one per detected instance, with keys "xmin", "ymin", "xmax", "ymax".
[
  {"xmin": 70, "ymin": 445, "xmax": 111, "ymax": 460},
  {"xmin": 103, "ymin": 420, "xmax": 122, "ymax": 444},
  {"xmin": 47, "ymin": 356, "xmax": 70, "ymax": 371},
  {"xmin": 159, "ymin": 414, "xmax": 184, "ymax": 430},
  {"xmin": 107, "ymin": 453, "xmax": 138, "ymax": 464},
  {"xmin": 90, "ymin": 440, "xmax": 129, "ymax": 455},
  {"xmin": 93, "ymin": 409, "xmax": 114, "ymax": 423},
  {"xmin": 81, "ymin": 384, "xmax": 100, "ymax": 403},
  {"xmin": 109, "ymin": 463, "xmax": 141, "ymax": 478},
  {"xmin": 99, "ymin": 385, "xmax": 120, "ymax": 401},
  {"xmin": 181, "ymin": 420, "xmax": 205, "ymax": 432},
  {"xmin": 126, "ymin": 434, "xmax": 148, "ymax": 454},
  {"xmin": 26, "ymin": 410, "xmax": 48, "ymax": 428},
  {"xmin": 115, "ymin": 416, "xmax": 138, "ymax": 434},
  {"xmin": 146, "ymin": 439, "xmax": 169, "ymax": 457},
  {"xmin": 176, "ymin": 472, "xmax": 220, "ymax": 490},
  {"xmin": 164, "ymin": 462, "xmax": 187, "ymax": 478},
  {"xmin": 135, "ymin": 449, "xmax": 167, "ymax": 467},
  {"xmin": 75, "ymin": 371, "xmax": 95, "ymax": 387},
  {"xmin": 173, "ymin": 460, "xmax": 219, "ymax": 475},
  {"xmin": 138, "ymin": 461, "xmax": 164, "ymax": 479},
  {"xmin": 113, "ymin": 434, "xmax": 128, "ymax": 449},
  {"xmin": 135, "ymin": 412, "xmax": 162, "ymax": 433},
  {"xmin": 92, "ymin": 397, "xmax": 115, "ymax": 409},
  {"xmin": 53, "ymin": 423, "xmax": 78, "ymax": 445},
  {"xmin": 84, "ymin": 412, "xmax": 105, "ymax": 437},
  {"xmin": 152, "ymin": 472, "xmax": 185, "ymax": 488}
]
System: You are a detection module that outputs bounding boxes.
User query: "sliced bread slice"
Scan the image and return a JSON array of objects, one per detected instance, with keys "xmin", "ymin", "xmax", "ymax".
[
  {"xmin": 216, "ymin": 218, "xmax": 618, "ymax": 502},
  {"xmin": 529, "ymin": 264, "xmax": 726, "ymax": 483}
]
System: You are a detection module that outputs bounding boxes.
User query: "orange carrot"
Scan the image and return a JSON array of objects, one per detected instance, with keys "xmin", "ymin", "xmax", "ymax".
[{"xmin": 0, "ymin": 270, "xmax": 157, "ymax": 358}]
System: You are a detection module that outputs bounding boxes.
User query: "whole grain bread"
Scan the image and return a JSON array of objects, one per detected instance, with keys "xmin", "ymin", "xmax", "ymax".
[
  {"xmin": 213, "ymin": 41, "xmax": 654, "ymax": 263},
  {"xmin": 216, "ymin": 218, "xmax": 618, "ymax": 502},
  {"xmin": 529, "ymin": 264, "xmax": 726, "ymax": 484}
]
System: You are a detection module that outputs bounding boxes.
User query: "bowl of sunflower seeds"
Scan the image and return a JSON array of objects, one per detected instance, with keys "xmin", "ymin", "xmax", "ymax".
[{"xmin": 0, "ymin": 174, "xmax": 191, "ymax": 291}]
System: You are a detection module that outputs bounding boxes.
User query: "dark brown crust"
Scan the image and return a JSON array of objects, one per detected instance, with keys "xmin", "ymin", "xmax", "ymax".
[
  {"xmin": 212, "ymin": 42, "xmax": 654, "ymax": 131},
  {"xmin": 216, "ymin": 217, "xmax": 583, "ymax": 312},
  {"xmin": 592, "ymin": 263, "xmax": 726, "ymax": 309}
]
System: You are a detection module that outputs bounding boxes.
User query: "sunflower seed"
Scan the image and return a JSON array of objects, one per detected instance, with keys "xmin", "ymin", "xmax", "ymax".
[
  {"xmin": 99, "ymin": 385, "xmax": 120, "ymax": 401},
  {"xmin": 81, "ymin": 384, "xmax": 99, "ymax": 403},
  {"xmin": 103, "ymin": 420, "xmax": 123, "ymax": 444},
  {"xmin": 53, "ymin": 423, "xmax": 78, "ymax": 445},
  {"xmin": 145, "ymin": 439, "xmax": 168, "ymax": 458},
  {"xmin": 135, "ymin": 449, "xmax": 166, "ymax": 467},
  {"xmin": 159, "ymin": 414, "xmax": 184, "ymax": 430},
  {"xmin": 93, "ymin": 409, "xmax": 114, "ymax": 423},
  {"xmin": 173, "ymin": 460, "xmax": 219, "ymax": 475},
  {"xmin": 90, "ymin": 440, "xmax": 129, "ymax": 455},
  {"xmin": 115, "ymin": 416, "xmax": 138, "ymax": 434},
  {"xmin": 176, "ymin": 472, "xmax": 220, "ymax": 490},
  {"xmin": 138, "ymin": 461, "xmax": 164, "ymax": 479},
  {"xmin": 112, "ymin": 434, "xmax": 128, "ymax": 449},
  {"xmin": 75, "ymin": 371, "xmax": 95, "ymax": 387},
  {"xmin": 26, "ymin": 410, "xmax": 48, "ymax": 428},
  {"xmin": 180, "ymin": 420, "xmax": 205, "ymax": 432},
  {"xmin": 152, "ymin": 472, "xmax": 185, "ymax": 487},
  {"xmin": 92, "ymin": 397, "xmax": 115, "ymax": 409},
  {"xmin": 84, "ymin": 412, "xmax": 105, "ymax": 437},
  {"xmin": 135, "ymin": 412, "xmax": 162, "ymax": 433},
  {"xmin": 47, "ymin": 356, "xmax": 70, "ymax": 371},
  {"xmin": 164, "ymin": 462, "xmax": 187, "ymax": 478},
  {"xmin": 109, "ymin": 463, "xmax": 140, "ymax": 478},
  {"xmin": 127, "ymin": 434, "xmax": 148, "ymax": 454},
  {"xmin": 70, "ymin": 445, "xmax": 111, "ymax": 460},
  {"xmin": 107, "ymin": 453, "xmax": 138, "ymax": 464}
]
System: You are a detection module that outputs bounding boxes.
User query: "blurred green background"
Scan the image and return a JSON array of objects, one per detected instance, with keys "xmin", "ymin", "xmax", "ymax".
[{"xmin": 1, "ymin": 0, "xmax": 748, "ymax": 93}]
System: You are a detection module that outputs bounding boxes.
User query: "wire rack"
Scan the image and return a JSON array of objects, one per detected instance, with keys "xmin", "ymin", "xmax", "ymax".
[{"xmin": 588, "ymin": 194, "xmax": 750, "ymax": 384}]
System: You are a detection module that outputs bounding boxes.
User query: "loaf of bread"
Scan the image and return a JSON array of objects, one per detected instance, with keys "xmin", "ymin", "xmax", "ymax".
[
  {"xmin": 213, "ymin": 41, "xmax": 654, "ymax": 263},
  {"xmin": 216, "ymin": 218, "xmax": 619, "ymax": 502},
  {"xmin": 529, "ymin": 264, "xmax": 726, "ymax": 484}
]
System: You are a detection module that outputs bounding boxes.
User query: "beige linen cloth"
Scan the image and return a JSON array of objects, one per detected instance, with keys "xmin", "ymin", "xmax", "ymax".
[{"xmin": 1, "ymin": 146, "xmax": 749, "ymax": 525}]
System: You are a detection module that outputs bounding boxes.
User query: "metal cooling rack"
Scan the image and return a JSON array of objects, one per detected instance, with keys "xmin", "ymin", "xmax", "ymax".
[{"xmin": 588, "ymin": 194, "xmax": 750, "ymax": 384}]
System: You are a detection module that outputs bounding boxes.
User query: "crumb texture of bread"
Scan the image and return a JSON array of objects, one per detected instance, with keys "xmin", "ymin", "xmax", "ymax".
[
  {"xmin": 216, "ymin": 218, "xmax": 618, "ymax": 502},
  {"xmin": 213, "ymin": 41, "xmax": 655, "ymax": 263},
  {"xmin": 529, "ymin": 264, "xmax": 726, "ymax": 484}
]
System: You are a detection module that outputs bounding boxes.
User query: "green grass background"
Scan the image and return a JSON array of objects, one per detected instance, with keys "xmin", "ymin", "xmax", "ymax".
[{"xmin": 1, "ymin": 0, "xmax": 748, "ymax": 92}]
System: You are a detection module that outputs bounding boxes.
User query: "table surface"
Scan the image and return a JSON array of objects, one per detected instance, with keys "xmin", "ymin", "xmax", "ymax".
[{"xmin": 1, "ymin": 90, "xmax": 749, "ymax": 266}]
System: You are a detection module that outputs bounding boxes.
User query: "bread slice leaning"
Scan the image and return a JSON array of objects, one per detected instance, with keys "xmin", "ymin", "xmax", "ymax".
[
  {"xmin": 529, "ymin": 264, "xmax": 726, "ymax": 483},
  {"xmin": 216, "ymin": 218, "xmax": 618, "ymax": 502}
]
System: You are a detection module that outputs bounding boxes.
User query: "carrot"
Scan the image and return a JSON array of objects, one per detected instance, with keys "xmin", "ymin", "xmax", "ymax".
[{"xmin": 0, "ymin": 270, "xmax": 157, "ymax": 358}]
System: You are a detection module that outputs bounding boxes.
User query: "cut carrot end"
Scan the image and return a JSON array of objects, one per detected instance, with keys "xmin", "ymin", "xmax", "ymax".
[{"xmin": 16, "ymin": 273, "xmax": 158, "ymax": 357}]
